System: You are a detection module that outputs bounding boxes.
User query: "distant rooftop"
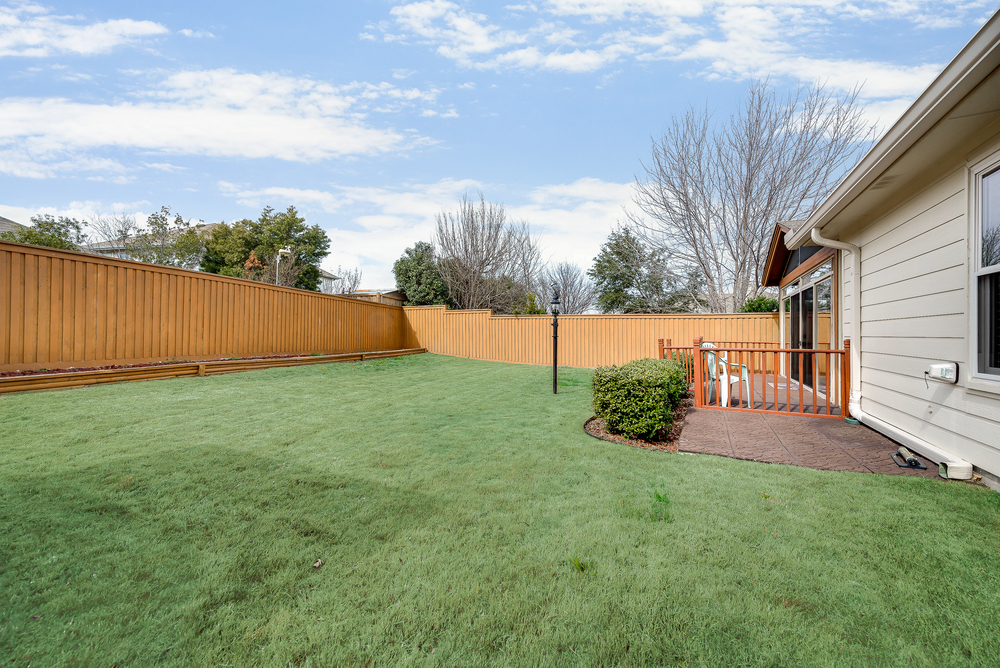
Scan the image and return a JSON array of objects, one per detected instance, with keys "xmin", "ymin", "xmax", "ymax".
[
  {"xmin": 0, "ymin": 216, "xmax": 26, "ymax": 235},
  {"xmin": 352, "ymin": 289, "xmax": 401, "ymax": 295},
  {"xmin": 88, "ymin": 222, "xmax": 222, "ymax": 250}
]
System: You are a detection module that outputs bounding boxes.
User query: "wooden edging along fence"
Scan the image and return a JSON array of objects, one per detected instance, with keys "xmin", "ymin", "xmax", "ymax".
[{"xmin": 0, "ymin": 348, "xmax": 426, "ymax": 395}]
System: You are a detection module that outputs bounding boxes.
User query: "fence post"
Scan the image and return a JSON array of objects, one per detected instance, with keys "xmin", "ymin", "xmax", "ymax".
[
  {"xmin": 692, "ymin": 337, "xmax": 704, "ymax": 407},
  {"xmin": 841, "ymin": 339, "xmax": 851, "ymax": 412},
  {"xmin": 658, "ymin": 338, "xmax": 664, "ymax": 360}
]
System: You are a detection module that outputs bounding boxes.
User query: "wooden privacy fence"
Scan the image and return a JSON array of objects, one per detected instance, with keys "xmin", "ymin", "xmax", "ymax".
[
  {"xmin": 403, "ymin": 305, "xmax": 779, "ymax": 368},
  {"xmin": 0, "ymin": 241, "xmax": 409, "ymax": 372}
]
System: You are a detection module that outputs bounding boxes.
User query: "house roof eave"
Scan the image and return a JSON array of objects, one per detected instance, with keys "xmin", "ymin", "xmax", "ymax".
[
  {"xmin": 787, "ymin": 8, "xmax": 1000, "ymax": 248},
  {"xmin": 761, "ymin": 223, "xmax": 792, "ymax": 287}
]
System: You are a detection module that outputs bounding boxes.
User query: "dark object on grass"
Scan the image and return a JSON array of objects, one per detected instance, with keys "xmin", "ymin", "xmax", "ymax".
[{"xmin": 891, "ymin": 446, "xmax": 927, "ymax": 469}]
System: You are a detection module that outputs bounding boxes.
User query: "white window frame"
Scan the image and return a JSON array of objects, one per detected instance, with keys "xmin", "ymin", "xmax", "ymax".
[{"xmin": 968, "ymin": 152, "xmax": 1000, "ymax": 390}]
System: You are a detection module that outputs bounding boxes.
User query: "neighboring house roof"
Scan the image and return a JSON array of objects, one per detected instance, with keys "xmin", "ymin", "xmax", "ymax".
[
  {"xmin": 787, "ymin": 9, "xmax": 1000, "ymax": 249},
  {"xmin": 318, "ymin": 268, "xmax": 339, "ymax": 280},
  {"xmin": 88, "ymin": 222, "xmax": 222, "ymax": 252},
  {"xmin": 0, "ymin": 216, "xmax": 26, "ymax": 235},
  {"xmin": 349, "ymin": 289, "xmax": 405, "ymax": 299}
]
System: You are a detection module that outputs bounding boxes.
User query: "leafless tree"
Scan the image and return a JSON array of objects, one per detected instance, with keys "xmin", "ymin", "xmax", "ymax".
[
  {"xmin": 84, "ymin": 213, "xmax": 140, "ymax": 256},
  {"xmin": 330, "ymin": 266, "xmax": 363, "ymax": 294},
  {"xmin": 983, "ymin": 223, "xmax": 1000, "ymax": 268},
  {"xmin": 630, "ymin": 79, "xmax": 876, "ymax": 313},
  {"xmin": 434, "ymin": 193, "xmax": 542, "ymax": 313},
  {"xmin": 542, "ymin": 262, "xmax": 596, "ymax": 314},
  {"xmin": 242, "ymin": 250, "xmax": 307, "ymax": 288},
  {"xmin": 84, "ymin": 209, "xmax": 210, "ymax": 270}
]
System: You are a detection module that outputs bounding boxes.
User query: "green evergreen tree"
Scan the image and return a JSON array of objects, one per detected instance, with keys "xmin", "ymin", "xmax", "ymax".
[
  {"xmin": 0, "ymin": 215, "xmax": 87, "ymax": 251},
  {"xmin": 738, "ymin": 295, "xmax": 779, "ymax": 312},
  {"xmin": 201, "ymin": 206, "xmax": 330, "ymax": 291},
  {"xmin": 392, "ymin": 241, "xmax": 450, "ymax": 306},
  {"xmin": 588, "ymin": 228, "xmax": 705, "ymax": 313}
]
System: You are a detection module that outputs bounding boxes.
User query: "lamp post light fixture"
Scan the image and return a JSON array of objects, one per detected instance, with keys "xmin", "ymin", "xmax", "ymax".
[
  {"xmin": 275, "ymin": 247, "xmax": 292, "ymax": 285},
  {"xmin": 551, "ymin": 283, "xmax": 560, "ymax": 394}
]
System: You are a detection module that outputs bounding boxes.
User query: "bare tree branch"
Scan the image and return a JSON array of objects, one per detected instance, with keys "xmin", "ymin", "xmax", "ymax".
[
  {"xmin": 84, "ymin": 213, "xmax": 140, "ymax": 256},
  {"xmin": 434, "ymin": 193, "xmax": 542, "ymax": 313},
  {"xmin": 631, "ymin": 79, "xmax": 876, "ymax": 312},
  {"xmin": 543, "ymin": 262, "xmax": 596, "ymax": 314},
  {"xmin": 329, "ymin": 266, "xmax": 363, "ymax": 295}
]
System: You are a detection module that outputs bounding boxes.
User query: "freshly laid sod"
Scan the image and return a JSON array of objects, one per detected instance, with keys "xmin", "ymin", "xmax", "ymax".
[{"xmin": 1, "ymin": 353, "xmax": 999, "ymax": 667}]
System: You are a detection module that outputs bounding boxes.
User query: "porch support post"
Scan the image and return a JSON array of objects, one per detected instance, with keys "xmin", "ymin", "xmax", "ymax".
[{"xmin": 692, "ymin": 337, "xmax": 704, "ymax": 407}]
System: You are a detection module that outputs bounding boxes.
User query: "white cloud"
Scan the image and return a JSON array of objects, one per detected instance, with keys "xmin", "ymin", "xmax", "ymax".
[
  {"xmin": 179, "ymin": 28, "xmax": 215, "ymax": 38},
  {"xmin": 0, "ymin": 199, "xmax": 154, "ymax": 231},
  {"xmin": 375, "ymin": 0, "xmax": 977, "ymax": 123},
  {"xmin": 217, "ymin": 177, "xmax": 632, "ymax": 288},
  {"xmin": 218, "ymin": 182, "xmax": 351, "ymax": 213},
  {"xmin": 143, "ymin": 162, "xmax": 186, "ymax": 172},
  {"xmin": 511, "ymin": 178, "xmax": 635, "ymax": 268},
  {"xmin": 0, "ymin": 68, "xmax": 452, "ymax": 178},
  {"xmin": 390, "ymin": 0, "xmax": 530, "ymax": 66},
  {"xmin": 0, "ymin": 3, "xmax": 168, "ymax": 57},
  {"xmin": 543, "ymin": 0, "xmax": 705, "ymax": 21}
]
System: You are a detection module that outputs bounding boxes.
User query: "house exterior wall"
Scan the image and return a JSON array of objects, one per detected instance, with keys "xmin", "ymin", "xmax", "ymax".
[{"xmin": 838, "ymin": 153, "xmax": 1000, "ymax": 476}]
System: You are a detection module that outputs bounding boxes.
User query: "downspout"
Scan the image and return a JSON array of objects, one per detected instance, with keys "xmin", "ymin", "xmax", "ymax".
[
  {"xmin": 809, "ymin": 228, "xmax": 862, "ymax": 415},
  {"xmin": 809, "ymin": 228, "xmax": 972, "ymax": 479}
]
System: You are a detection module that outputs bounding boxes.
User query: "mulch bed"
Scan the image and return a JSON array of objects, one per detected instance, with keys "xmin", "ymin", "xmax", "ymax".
[
  {"xmin": 584, "ymin": 394, "xmax": 694, "ymax": 452},
  {"xmin": 0, "ymin": 354, "xmax": 323, "ymax": 378}
]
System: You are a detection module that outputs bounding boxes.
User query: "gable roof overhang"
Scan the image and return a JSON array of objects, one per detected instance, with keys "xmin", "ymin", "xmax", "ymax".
[
  {"xmin": 786, "ymin": 9, "xmax": 1000, "ymax": 249},
  {"xmin": 761, "ymin": 223, "xmax": 792, "ymax": 286}
]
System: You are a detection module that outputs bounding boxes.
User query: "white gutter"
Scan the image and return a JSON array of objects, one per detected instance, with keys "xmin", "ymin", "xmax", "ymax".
[{"xmin": 809, "ymin": 228, "xmax": 972, "ymax": 480}]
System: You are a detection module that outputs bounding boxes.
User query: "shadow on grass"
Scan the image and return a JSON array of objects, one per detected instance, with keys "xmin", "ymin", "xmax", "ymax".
[{"xmin": 0, "ymin": 444, "xmax": 442, "ymax": 666}]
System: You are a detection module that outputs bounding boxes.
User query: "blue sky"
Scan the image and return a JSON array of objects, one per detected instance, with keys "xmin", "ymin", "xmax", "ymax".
[{"xmin": 0, "ymin": 1, "xmax": 991, "ymax": 288}]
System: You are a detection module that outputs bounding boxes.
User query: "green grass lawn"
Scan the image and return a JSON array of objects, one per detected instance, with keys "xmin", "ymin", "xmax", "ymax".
[{"xmin": 2, "ymin": 353, "xmax": 999, "ymax": 667}]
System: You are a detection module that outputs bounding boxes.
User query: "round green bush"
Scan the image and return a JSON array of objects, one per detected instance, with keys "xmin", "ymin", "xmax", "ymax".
[{"xmin": 592, "ymin": 358, "xmax": 687, "ymax": 439}]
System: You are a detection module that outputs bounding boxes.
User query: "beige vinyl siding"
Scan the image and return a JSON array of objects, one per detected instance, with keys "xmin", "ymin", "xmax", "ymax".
[
  {"xmin": 840, "ymin": 257, "xmax": 854, "ymax": 341},
  {"xmin": 843, "ymin": 162, "xmax": 1000, "ymax": 474}
]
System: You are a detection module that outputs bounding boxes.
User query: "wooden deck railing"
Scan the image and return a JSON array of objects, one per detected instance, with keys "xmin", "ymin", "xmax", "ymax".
[
  {"xmin": 660, "ymin": 337, "xmax": 851, "ymax": 419},
  {"xmin": 659, "ymin": 337, "xmax": 782, "ymax": 384}
]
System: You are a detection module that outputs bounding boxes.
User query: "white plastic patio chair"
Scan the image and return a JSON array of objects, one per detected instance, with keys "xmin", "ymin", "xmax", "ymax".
[{"xmin": 702, "ymin": 342, "xmax": 752, "ymax": 407}]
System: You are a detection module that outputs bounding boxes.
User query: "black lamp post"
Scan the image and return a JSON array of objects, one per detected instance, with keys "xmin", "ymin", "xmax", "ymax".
[{"xmin": 551, "ymin": 283, "xmax": 560, "ymax": 394}]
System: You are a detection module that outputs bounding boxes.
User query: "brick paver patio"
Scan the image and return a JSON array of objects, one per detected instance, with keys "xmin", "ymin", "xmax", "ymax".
[{"xmin": 679, "ymin": 408, "xmax": 940, "ymax": 478}]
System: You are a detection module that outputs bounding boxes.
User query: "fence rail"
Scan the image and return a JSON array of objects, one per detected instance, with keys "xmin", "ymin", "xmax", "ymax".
[{"xmin": 1, "ymin": 241, "xmax": 409, "ymax": 372}]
